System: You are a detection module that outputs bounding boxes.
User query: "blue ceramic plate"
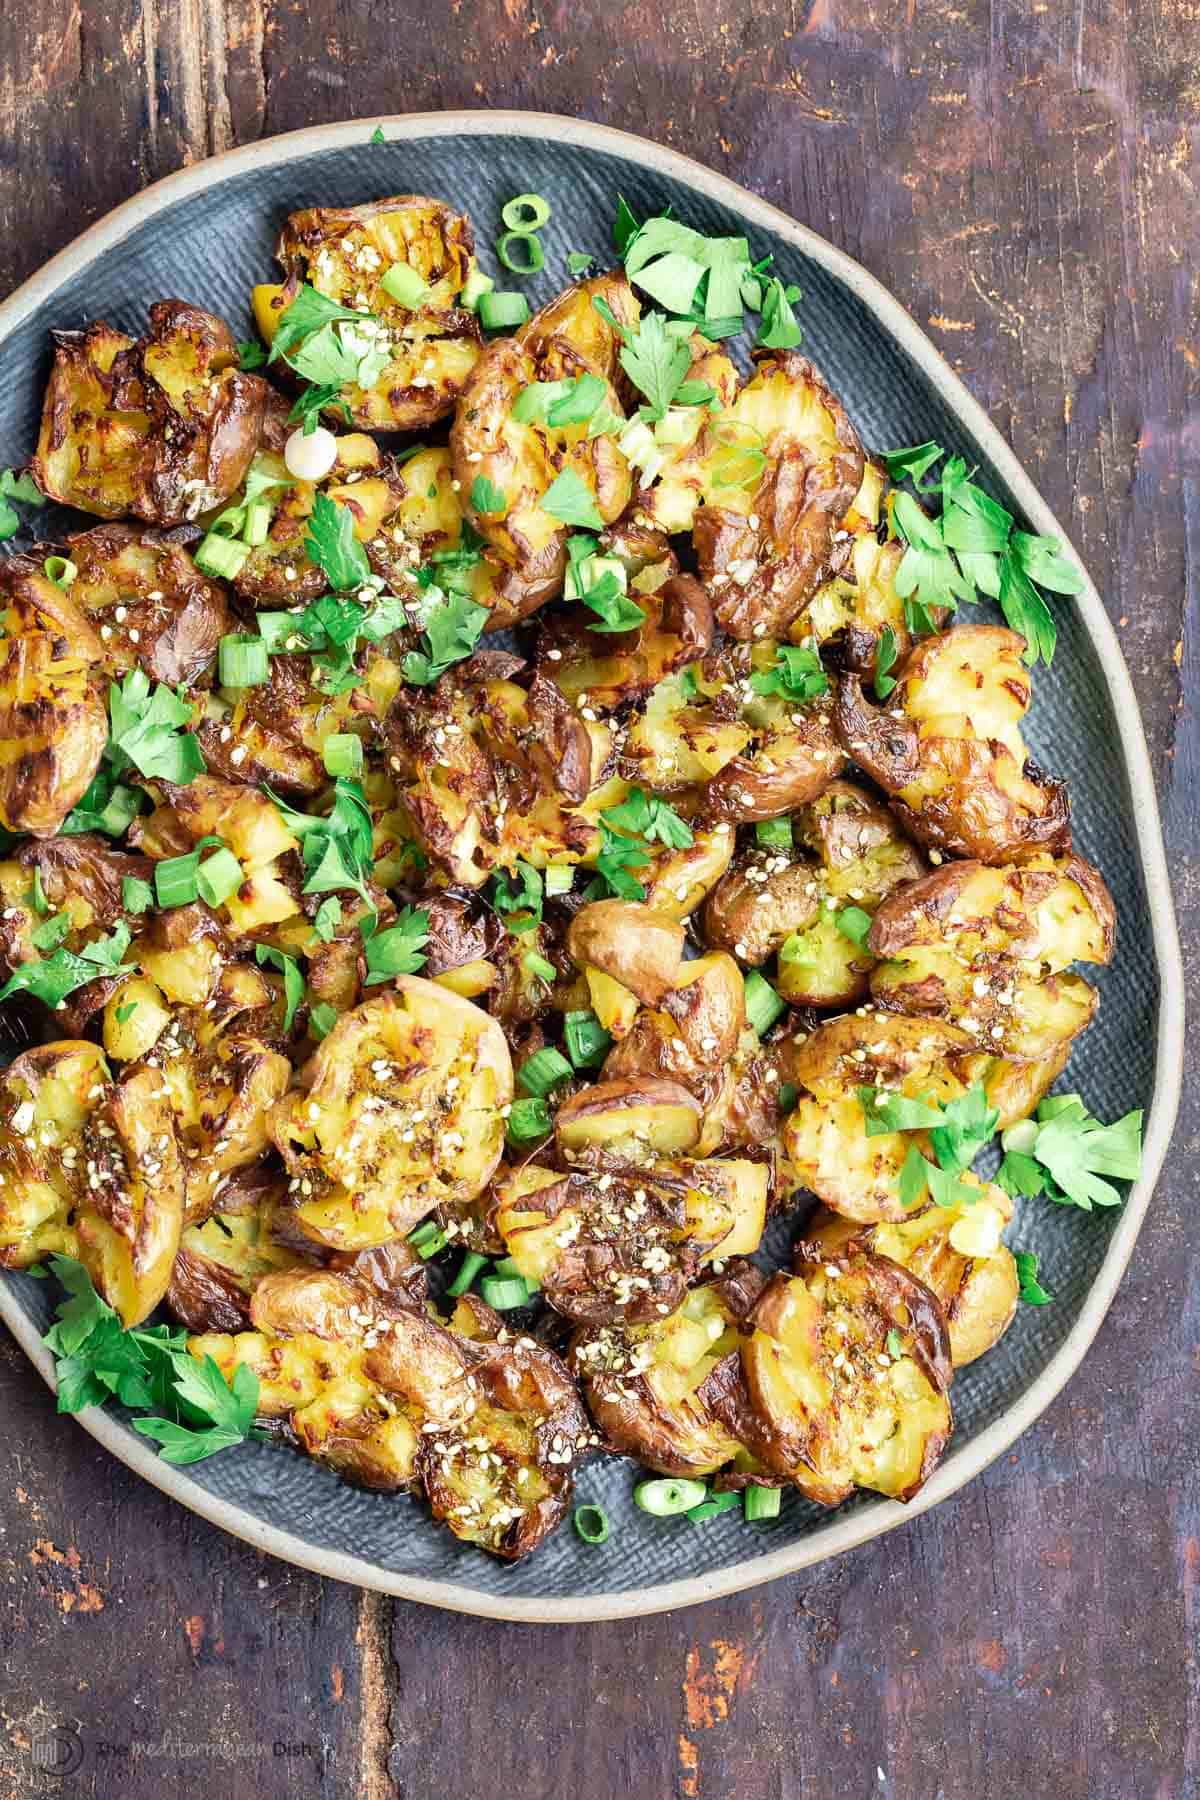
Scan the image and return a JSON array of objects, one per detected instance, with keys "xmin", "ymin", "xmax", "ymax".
[{"xmin": 0, "ymin": 113, "xmax": 1182, "ymax": 1621}]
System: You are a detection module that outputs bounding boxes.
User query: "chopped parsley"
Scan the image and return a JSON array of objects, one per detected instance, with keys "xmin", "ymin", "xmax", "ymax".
[
  {"xmin": 601, "ymin": 787, "xmax": 693, "ymax": 850},
  {"xmin": 883, "ymin": 444, "xmax": 1084, "ymax": 664},
  {"xmin": 0, "ymin": 467, "xmax": 45, "ymax": 540},
  {"xmin": 540, "ymin": 467, "xmax": 605, "ymax": 530},
  {"xmin": 996, "ymin": 1095, "xmax": 1143, "ymax": 1210},
  {"xmin": 254, "ymin": 944, "xmax": 306, "ymax": 1033},
  {"xmin": 858, "ymin": 1081, "xmax": 998, "ymax": 1208},
  {"xmin": 42, "ymin": 1254, "xmax": 258, "ymax": 1462},
  {"xmin": 304, "ymin": 491, "xmax": 373, "ymax": 593},
  {"xmin": 105, "ymin": 670, "xmax": 206, "ymax": 786},
  {"xmin": 492, "ymin": 862, "xmax": 544, "ymax": 935},
  {"xmin": 874, "ymin": 625, "xmax": 899, "ymax": 699},
  {"xmin": 267, "ymin": 776, "xmax": 376, "ymax": 910},
  {"xmin": 469, "ymin": 475, "xmax": 507, "ymax": 516},
  {"xmin": 362, "ymin": 906, "xmax": 430, "ymax": 983},
  {"xmin": 1013, "ymin": 1250, "xmax": 1053, "ymax": 1306},
  {"xmin": 0, "ymin": 922, "xmax": 133, "ymax": 1010},
  {"xmin": 748, "ymin": 643, "xmax": 829, "ymax": 702}
]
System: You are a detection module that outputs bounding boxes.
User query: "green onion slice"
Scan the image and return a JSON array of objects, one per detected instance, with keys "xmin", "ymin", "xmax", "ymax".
[
  {"xmin": 309, "ymin": 1002, "xmax": 338, "ymax": 1040},
  {"xmin": 517, "ymin": 1046, "xmax": 573, "ymax": 1098},
  {"xmin": 479, "ymin": 1275, "xmax": 530, "ymax": 1311},
  {"xmin": 242, "ymin": 499, "xmax": 274, "ymax": 547},
  {"xmin": 195, "ymin": 533, "xmax": 251, "ymax": 582},
  {"xmin": 564, "ymin": 1009, "xmax": 611, "ymax": 1071},
  {"xmin": 493, "ymin": 1255, "xmax": 538, "ymax": 1291},
  {"xmin": 755, "ymin": 817, "xmax": 792, "ymax": 851},
  {"xmin": 634, "ymin": 1478, "xmax": 709, "ymax": 1517},
  {"xmin": 446, "ymin": 1251, "xmax": 490, "ymax": 1298},
  {"xmin": 322, "ymin": 733, "xmax": 364, "ymax": 779},
  {"xmin": 218, "ymin": 634, "xmax": 270, "ymax": 688},
  {"xmin": 743, "ymin": 969, "xmax": 786, "ymax": 1038},
  {"xmin": 477, "ymin": 290, "xmax": 531, "ymax": 331},
  {"xmin": 506, "ymin": 1096, "xmax": 552, "ymax": 1145},
  {"xmin": 686, "ymin": 1491, "xmax": 742, "ymax": 1523},
  {"xmin": 522, "ymin": 952, "xmax": 557, "ymax": 986},
  {"xmin": 496, "ymin": 231, "xmax": 545, "ymax": 275},
  {"xmin": 408, "ymin": 1221, "xmax": 448, "ymax": 1259},
  {"xmin": 543, "ymin": 863, "xmax": 574, "ymax": 897},
  {"xmin": 195, "ymin": 847, "xmax": 243, "ymax": 908},
  {"xmin": 154, "ymin": 851, "xmax": 201, "ymax": 909},
  {"xmin": 43, "ymin": 555, "xmax": 77, "ymax": 588},
  {"xmin": 574, "ymin": 1504, "xmax": 610, "ymax": 1545},
  {"xmin": 501, "ymin": 193, "xmax": 551, "ymax": 231},
  {"xmin": 743, "ymin": 1484, "xmax": 782, "ymax": 1522},
  {"xmin": 381, "ymin": 262, "xmax": 431, "ymax": 308}
]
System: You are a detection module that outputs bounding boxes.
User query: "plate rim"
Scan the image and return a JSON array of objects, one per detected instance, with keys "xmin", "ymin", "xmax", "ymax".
[{"xmin": 0, "ymin": 107, "xmax": 1183, "ymax": 1624}]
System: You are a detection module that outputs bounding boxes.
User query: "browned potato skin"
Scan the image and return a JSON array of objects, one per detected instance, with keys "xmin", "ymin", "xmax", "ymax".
[
  {"xmin": 567, "ymin": 900, "xmax": 685, "ymax": 1006},
  {"xmin": 35, "ymin": 304, "xmax": 269, "ymax": 525},
  {"xmin": 450, "ymin": 274, "xmax": 639, "ymax": 613},
  {"xmin": 694, "ymin": 352, "xmax": 865, "ymax": 641},
  {"xmin": 702, "ymin": 691, "xmax": 847, "ymax": 825},
  {"xmin": 195, "ymin": 651, "xmax": 367, "ymax": 799},
  {"xmin": 742, "ymin": 1251, "xmax": 953, "ymax": 1505},
  {"xmin": 536, "ymin": 572, "xmax": 713, "ymax": 713},
  {"xmin": 569, "ymin": 1265, "xmax": 764, "ymax": 1478},
  {"xmin": 62, "ymin": 523, "xmax": 233, "ymax": 688},
  {"xmin": 18, "ymin": 833, "xmax": 154, "ymax": 936},
  {"xmin": 554, "ymin": 1075, "xmax": 705, "ymax": 1160},
  {"xmin": 75, "ymin": 1066, "xmax": 186, "ymax": 1327},
  {"xmin": 494, "ymin": 1162, "xmax": 695, "ymax": 1325},
  {"xmin": 835, "ymin": 627, "xmax": 1071, "ymax": 865},
  {"xmin": 868, "ymin": 853, "xmax": 1116, "ymax": 965},
  {"xmin": 803, "ymin": 1196, "xmax": 1019, "ymax": 1369},
  {"xmin": 270, "ymin": 196, "xmax": 482, "ymax": 433}
]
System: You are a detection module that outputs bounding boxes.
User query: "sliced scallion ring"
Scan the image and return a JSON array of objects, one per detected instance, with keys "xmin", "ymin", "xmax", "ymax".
[
  {"xmin": 574, "ymin": 1504, "xmax": 610, "ymax": 1545},
  {"xmin": 634, "ymin": 1478, "xmax": 709, "ymax": 1518},
  {"xmin": 743, "ymin": 1484, "xmax": 782, "ymax": 1522},
  {"xmin": 501, "ymin": 192, "xmax": 551, "ymax": 231},
  {"xmin": 477, "ymin": 290, "xmax": 530, "ymax": 331},
  {"xmin": 43, "ymin": 555, "xmax": 77, "ymax": 588},
  {"xmin": 496, "ymin": 230, "xmax": 545, "ymax": 276},
  {"xmin": 446, "ymin": 1251, "xmax": 489, "ymax": 1298}
]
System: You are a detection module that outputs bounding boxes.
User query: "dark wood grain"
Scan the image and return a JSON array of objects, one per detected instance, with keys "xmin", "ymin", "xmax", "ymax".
[{"xmin": 1, "ymin": 3, "xmax": 1196, "ymax": 1797}]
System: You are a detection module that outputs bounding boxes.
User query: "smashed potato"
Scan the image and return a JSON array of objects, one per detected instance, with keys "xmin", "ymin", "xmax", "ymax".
[
  {"xmin": 64, "ymin": 523, "xmax": 233, "ymax": 688},
  {"xmin": 271, "ymin": 980, "xmax": 512, "ymax": 1249},
  {"xmin": 255, "ymin": 196, "xmax": 482, "ymax": 432},
  {"xmin": 803, "ymin": 1175, "xmax": 1019, "ymax": 1368},
  {"xmin": 836, "ymin": 625, "xmax": 1071, "ymax": 863},
  {"xmin": 869, "ymin": 852, "xmax": 1114, "ymax": 1058},
  {"xmin": 450, "ymin": 275, "xmax": 638, "ymax": 611},
  {"xmin": 570, "ymin": 1269, "xmax": 763, "ymax": 1477},
  {"xmin": 35, "ymin": 303, "xmax": 268, "ymax": 524},
  {"xmin": 742, "ymin": 1252, "xmax": 953, "ymax": 1504}
]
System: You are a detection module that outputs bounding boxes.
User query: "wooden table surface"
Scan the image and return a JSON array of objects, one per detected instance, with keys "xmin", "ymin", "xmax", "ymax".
[{"xmin": 0, "ymin": 5, "xmax": 1196, "ymax": 1797}]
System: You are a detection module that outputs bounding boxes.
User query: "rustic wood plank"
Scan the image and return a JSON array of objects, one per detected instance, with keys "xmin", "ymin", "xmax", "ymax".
[{"xmin": 0, "ymin": 0, "xmax": 1196, "ymax": 1794}]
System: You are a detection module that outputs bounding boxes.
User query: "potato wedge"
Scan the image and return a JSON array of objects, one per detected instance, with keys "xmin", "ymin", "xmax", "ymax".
[
  {"xmin": 257, "ymin": 196, "xmax": 481, "ymax": 432},
  {"xmin": 36, "ymin": 303, "xmax": 268, "ymax": 524},
  {"xmin": 803, "ymin": 1176, "xmax": 1019, "ymax": 1367},
  {"xmin": 271, "ymin": 980, "xmax": 512, "ymax": 1250},
  {"xmin": 836, "ymin": 625, "xmax": 1071, "ymax": 864},
  {"xmin": 741, "ymin": 1254, "xmax": 952, "ymax": 1504},
  {"xmin": 566, "ymin": 899, "xmax": 684, "ymax": 1006}
]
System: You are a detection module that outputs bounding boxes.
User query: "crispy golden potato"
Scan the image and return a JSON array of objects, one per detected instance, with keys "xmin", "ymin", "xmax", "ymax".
[
  {"xmin": 196, "ymin": 651, "xmax": 370, "ymax": 799},
  {"xmin": 493, "ymin": 1154, "xmax": 766, "ymax": 1325},
  {"xmin": 803, "ymin": 1176, "xmax": 1019, "ymax": 1368},
  {"xmin": 361, "ymin": 444, "xmax": 528, "ymax": 629},
  {"xmin": 449, "ymin": 275, "xmax": 639, "ymax": 611},
  {"xmin": 270, "ymin": 980, "xmax": 512, "ymax": 1250},
  {"xmin": 639, "ymin": 825, "xmax": 736, "ymax": 919},
  {"xmin": 621, "ymin": 665, "xmax": 751, "ymax": 793},
  {"xmin": 700, "ymin": 647, "xmax": 847, "ymax": 824},
  {"xmin": 0, "ymin": 1043, "xmax": 183, "ymax": 1323},
  {"xmin": 741, "ymin": 1253, "xmax": 953, "ymax": 1504},
  {"xmin": 0, "ymin": 561, "xmax": 108, "ymax": 837},
  {"xmin": 194, "ymin": 1268, "xmax": 590, "ymax": 1554},
  {"xmin": 703, "ymin": 781, "xmax": 926, "ymax": 1008},
  {"xmin": 692, "ymin": 353, "xmax": 865, "ymax": 640},
  {"xmin": 782, "ymin": 1012, "xmax": 977, "ymax": 1222},
  {"xmin": 536, "ymin": 571, "xmax": 713, "ymax": 713},
  {"xmin": 254, "ymin": 196, "xmax": 481, "ymax": 432},
  {"xmin": 566, "ymin": 899, "xmax": 685, "ymax": 1006},
  {"xmin": 63, "ymin": 523, "xmax": 233, "ymax": 687},
  {"xmin": 391, "ymin": 668, "xmax": 613, "ymax": 887},
  {"xmin": 868, "ymin": 852, "xmax": 1113, "ymax": 1056},
  {"xmin": 230, "ymin": 436, "xmax": 406, "ymax": 605},
  {"xmin": 131, "ymin": 774, "xmax": 301, "ymax": 937},
  {"xmin": 555, "ymin": 1075, "xmax": 705, "ymax": 1161},
  {"xmin": 35, "ymin": 303, "xmax": 268, "ymax": 524},
  {"xmin": 570, "ymin": 1269, "xmax": 763, "ymax": 1477},
  {"xmin": 836, "ymin": 626, "xmax": 1071, "ymax": 864},
  {"xmin": 114, "ymin": 963, "xmax": 292, "ymax": 1226}
]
